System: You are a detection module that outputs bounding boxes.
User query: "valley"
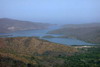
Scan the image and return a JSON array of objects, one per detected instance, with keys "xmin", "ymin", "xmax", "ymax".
[
  {"xmin": 0, "ymin": 0, "xmax": 100, "ymax": 66},
  {"xmin": 0, "ymin": 20, "xmax": 95, "ymax": 45},
  {"xmin": 0, "ymin": 18, "xmax": 100, "ymax": 67}
]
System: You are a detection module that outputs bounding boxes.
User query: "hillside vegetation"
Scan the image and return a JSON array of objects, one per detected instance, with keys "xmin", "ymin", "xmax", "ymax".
[
  {"xmin": 0, "ymin": 37, "xmax": 100, "ymax": 67},
  {"xmin": 0, "ymin": 37, "xmax": 77, "ymax": 67}
]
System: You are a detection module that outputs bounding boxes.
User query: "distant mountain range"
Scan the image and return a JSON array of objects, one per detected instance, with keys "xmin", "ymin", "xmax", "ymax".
[
  {"xmin": 48, "ymin": 23, "xmax": 100, "ymax": 44},
  {"xmin": 0, "ymin": 18, "xmax": 51, "ymax": 33}
]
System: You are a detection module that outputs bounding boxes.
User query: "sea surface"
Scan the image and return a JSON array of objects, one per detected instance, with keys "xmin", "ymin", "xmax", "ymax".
[{"xmin": 0, "ymin": 26, "xmax": 95, "ymax": 45}]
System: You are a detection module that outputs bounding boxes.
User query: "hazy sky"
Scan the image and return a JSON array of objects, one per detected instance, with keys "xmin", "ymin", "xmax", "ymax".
[{"xmin": 0, "ymin": 0, "xmax": 100, "ymax": 24}]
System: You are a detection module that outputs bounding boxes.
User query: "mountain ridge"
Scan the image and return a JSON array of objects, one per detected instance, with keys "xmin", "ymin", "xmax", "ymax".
[
  {"xmin": 48, "ymin": 23, "xmax": 100, "ymax": 44},
  {"xmin": 0, "ymin": 18, "xmax": 51, "ymax": 33}
]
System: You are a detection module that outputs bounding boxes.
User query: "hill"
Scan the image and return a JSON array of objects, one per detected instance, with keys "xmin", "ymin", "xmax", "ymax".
[
  {"xmin": 48, "ymin": 23, "xmax": 100, "ymax": 44},
  {"xmin": 0, "ymin": 37, "xmax": 77, "ymax": 67},
  {"xmin": 0, "ymin": 18, "xmax": 51, "ymax": 33},
  {"xmin": 0, "ymin": 37, "xmax": 100, "ymax": 67}
]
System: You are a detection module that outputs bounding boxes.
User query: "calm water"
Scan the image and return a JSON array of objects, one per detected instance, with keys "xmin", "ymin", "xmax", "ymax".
[
  {"xmin": 42, "ymin": 38, "xmax": 94, "ymax": 45},
  {"xmin": 0, "ymin": 26, "xmax": 94, "ymax": 45}
]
